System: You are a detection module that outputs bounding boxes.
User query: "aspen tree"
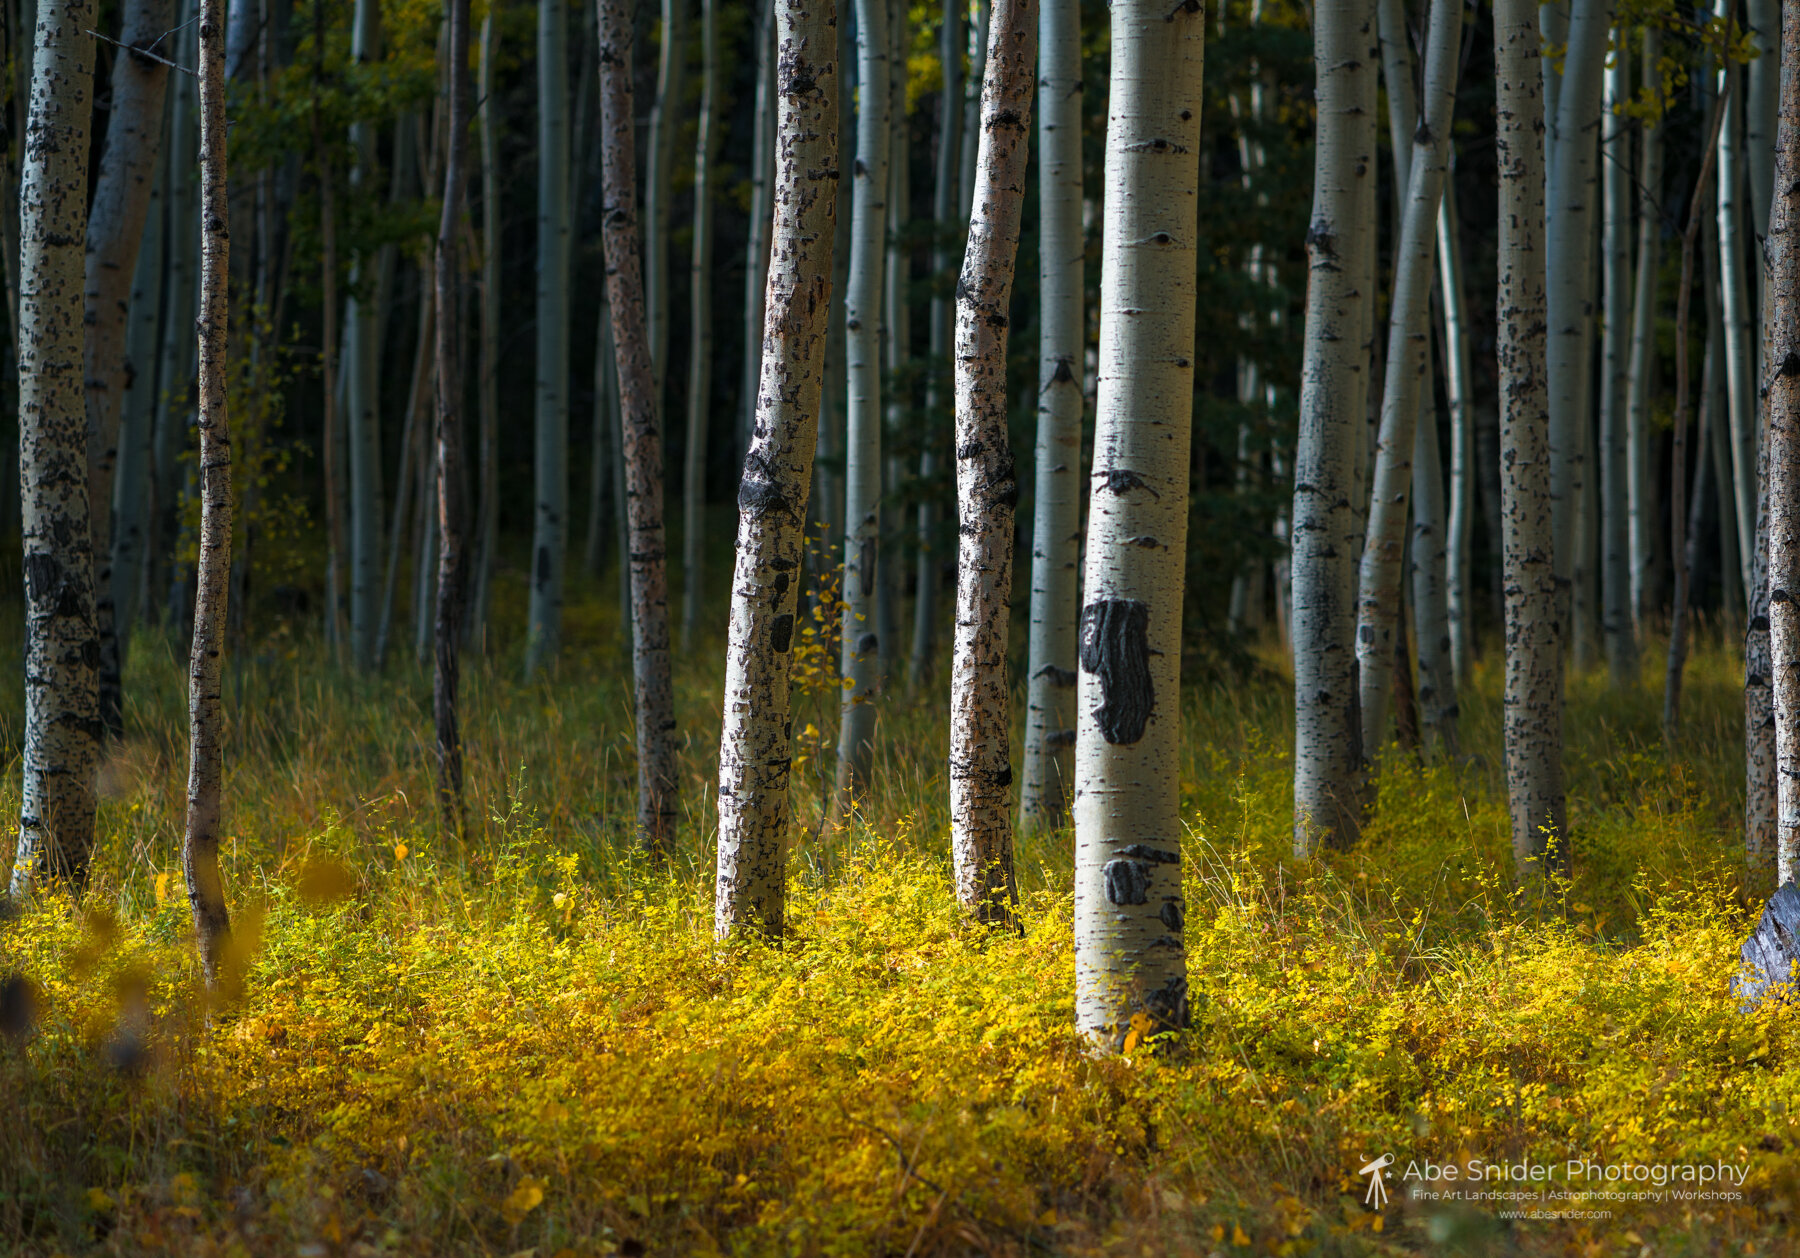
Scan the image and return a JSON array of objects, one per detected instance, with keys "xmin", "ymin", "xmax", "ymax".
[
  {"xmin": 526, "ymin": 0, "xmax": 572, "ymax": 673},
  {"xmin": 834, "ymin": 0, "xmax": 890, "ymax": 808},
  {"xmin": 681, "ymin": 0, "xmax": 720, "ymax": 650},
  {"xmin": 1626, "ymin": 29, "xmax": 1663, "ymax": 630},
  {"xmin": 738, "ymin": 0, "xmax": 775, "ymax": 459},
  {"xmin": 1292, "ymin": 0, "xmax": 1377, "ymax": 854},
  {"xmin": 1746, "ymin": 0, "xmax": 1776, "ymax": 235},
  {"xmin": 183, "ymin": 0, "xmax": 234, "ymax": 986},
  {"xmin": 1715, "ymin": 0, "xmax": 1756, "ymax": 596},
  {"xmin": 11, "ymin": 0, "xmax": 98, "ymax": 896},
  {"xmin": 1019, "ymin": 0, "xmax": 1082, "ymax": 832},
  {"xmin": 1358, "ymin": 0, "xmax": 1460, "ymax": 757},
  {"xmin": 1073, "ymin": 0, "xmax": 1204, "ymax": 1049},
  {"xmin": 714, "ymin": 0, "xmax": 838, "ymax": 937},
  {"xmin": 1747, "ymin": 5, "xmax": 1779, "ymax": 869},
  {"xmin": 599, "ymin": 0, "xmax": 679, "ymax": 855},
  {"xmin": 950, "ymin": 0, "xmax": 1034, "ymax": 924},
  {"xmin": 1438, "ymin": 188, "xmax": 1477, "ymax": 683},
  {"xmin": 1599, "ymin": 40, "xmax": 1635, "ymax": 685},
  {"xmin": 646, "ymin": 0, "xmax": 686, "ymax": 406},
  {"xmin": 85, "ymin": 0, "xmax": 172, "ymax": 731},
  {"xmin": 111, "ymin": 144, "xmax": 165, "ymax": 659},
  {"xmin": 1496, "ymin": 0, "xmax": 1564, "ymax": 873},
  {"xmin": 472, "ymin": 15, "xmax": 501, "ymax": 641},
  {"xmin": 1765, "ymin": 0, "xmax": 1799, "ymax": 887},
  {"xmin": 345, "ymin": 0, "xmax": 383, "ymax": 671}
]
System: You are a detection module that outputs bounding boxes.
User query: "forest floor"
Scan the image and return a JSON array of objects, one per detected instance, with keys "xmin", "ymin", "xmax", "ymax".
[{"xmin": 1, "ymin": 583, "xmax": 1797, "ymax": 1257}]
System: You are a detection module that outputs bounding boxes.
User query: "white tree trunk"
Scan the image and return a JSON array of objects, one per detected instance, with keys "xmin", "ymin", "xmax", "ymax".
[
  {"xmin": 1746, "ymin": 0, "xmax": 1778, "ymax": 243},
  {"xmin": 950, "ymin": 0, "xmax": 1034, "ymax": 924},
  {"xmin": 959, "ymin": 0, "xmax": 987, "ymax": 220},
  {"xmin": 1438, "ymin": 187, "xmax": 1476, "ymax": 683},
  {"xmin": 646, "ymin": 0, "xmax": 686, "ymax": 411},
  {"xmin": 1715, "ymin": 0, "xmax": 1757, "ymax": 600},
  {"xmin": 1019, "ymin": 0, "xmax": 1082, "ymax": 832},
  {"xmin": 714, "ymin": 0, "xmax": 838, "ymax": 937},
  {"xmin": 833, "ymin": 0, "xmax": 890, "ymax": 807},
  {"xmin": 345, "ymin": 0, "xmax": 383, "ymax": 671},
  {"xmin": 681, "ymin": 0, "xmax": 720, "ymax": 650},
  {"xmin": 150, "ymin": 5, "xmax": 198, "ymax": 620},
  {"xmin": 85, "ymin": 0, "xmax": 172, "ymax": 732},
  {"xmin": 526, "ymin": 0, "xmax": 572, "ymax": 673},
  {"xmin": 11, "ymin": 0, "xmax": 98, "ymax": 897},
  {"xmin": 1072, "ymin": 0, "xmax": 1203, "ymax": 1050},
  {"xmin": 1292, "ymin": 0, "xmax": 1377, "ymax": 854},
  {"xmin": 110, "ymin": 141, "xmax": 166, "ymax": 661},
  {"xmin": 1359, "ymin": 0, "xmax": 1460, "ymax": 757},
  {"xmin": 1626, "ymin": 27, "xmax": 1663, "ymax": 632},
  {"xmin": 184, "ymin": 0, "xmax": 234, "ymax": 983},
  {"xmin": 1496, "ymin": 0, "xmax": 1565, "ymax": 873},
  {"xmin": 1544, "ymin": 0, "xmax": 1612, "ymax": 651},
  {"xmin": 738, "ymin": 0, "xmax": 775, "ymax": 459},
  {"xmin": 1599, "ymin": 40, "xmax": 1635, "ymax": 685},
  {"xmin": 472, "ymin": 20, "xmax": 501, "ymax": 641}
]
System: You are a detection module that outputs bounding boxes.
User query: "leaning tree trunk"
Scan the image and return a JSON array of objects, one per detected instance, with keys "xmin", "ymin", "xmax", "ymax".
[
  {"xmin": 85, "ymin": 0, "xmax": 172, "ymax": 738},
  {"xmin": 345, "ymin": 0, "xmax": 383, "ymax": 672},
  {"xmin": 433, "ymin": 0, "xmax": 473, "ymax": 827},
  {"xmin": 526, "ymin": 0, "xmax": 571, "ymax": 673},
  {"xmin": 832, "ymin": 0, "xmax": 890, "ymax": 811},
  {"xmin": 11, "ymin": 0, "xmax": 98, "ymax": 897},
  {"xmin": 599, "ymin": 0, "xmax": 679, "ymax": 856},
  {"xmin": 1073, "ymin": 0, "xmax": 1204, "ymax": 1051},
  {"xmin": 1716, "ymin": 0, "xmax": 1757, "ymax": 600},
  {"xmin": 712, "ymin": 0, "xmax": 837, "ymax": 938},
  {"xmin": 1495, "ymin": 0, "xmax": 1565, "ymax": 875},
  {"xmin": 1291, "ymin": 0, "xmax": 1377, "ymax": 855},
  {"xmin": 1767, "ymin": 0, "xmax": 1800, "ymax": 888},
  {"xmin": 950, "ymin": 0, "xmax": 1035, "ymax": 926},
  {"xmin": 1018, "ymin": 0, "xmax": 1082, "ymax": 833},
  {"xmin": 1438, "ymin": 186, "xmax": 1477, "ymax": 683},
  {"xmin": 1599, "ymin": 39, "xmax": 1636, "ymax": 686},
  {"xmin": 1544, "ymin": 0, "xmax": 1612, "ymax": 658},
  {"xmin": 1358, "ymin": 0, "xmax": 1460, "ymax": 758},
  {"xmin": 1626, "ymin": 27, "xmax": 1663, "ymax": 632},
  {"xmin": 184, "ymin": 0, "xmax": 234, "ymax": 987},
  {"xmin": 645, "ymin": 0, "xmax": 686, "ymax": 409},
  {"xmin": 110, "ymin": 148, "xmax": 166, "ymax": 663},
  {"xmin": 681, "ymin": 0, "xmax": 719, "ymax": 651}
]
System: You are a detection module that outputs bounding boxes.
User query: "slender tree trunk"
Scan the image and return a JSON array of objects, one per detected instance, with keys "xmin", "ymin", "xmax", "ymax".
[
  {"xmin": 1770, "ymin": 0, "xmax": 1800, "ymax": 888},
  {"xmin": 1667, "ymin": 82, "xmax": 1731, "ymax": 741},
  {"xmin": 85, "ymin": 0, "xmax": 173, "ymax": 737},
  {"xmin": 714, "ymin": 0, "xmax": 837, "ymax": 936},
  {"xmin": 1073, "ymin": 0, "xmax": 1203, "ymax": 1050},
  {"xmin": 816, "ymin": 8, "xmax": 854, "ymax": 568},
  {"xmin": 111, "ymin": 145, "xmax": 165, "ymax": 663},
  {"xmin": 10, "ymin": 0, "xmax": 98, "ymax": 897},
  {"xmin": 150, "ymin": 6, "xmax": 198, "ymax": 615},
  {"xmin": 833, "ymin": 0, "xmax": 890, "ymax": 810},
  {"xmin": 183, "ymin": 0, "xmax": 233, "ymax": 984},
  {"xmin": 1545, "ymin": 0, "xmax": 1612, "ymax": 656},
  {"xmin": 681, "ymin": 0, "xmax": 719, "ymax": 650},
  {"xmin": 1600, "ymin": 38, "xmax": 1636, "ymax": 685},
  {"xmin": 345, "ymin": 0, "xmax": 384, "ymax": 671},
  {"xmin": 315, "ymin": 147, "xmax": 348, "ymax": 656},
  {"xmin": 600, "ymin": 0, "xmax": 679, "ymax": 855},
  {"xmin": 949, "ymin": 0, "xmax": 1033, "ymax": 925},
  {"xmin": 959, "ymin": 0, "xmax": 986, "ymax": 219},
  {"xmin": 1747, "ymin": 0, "xmax": 1777, "ymax": 242},
  {"xmin": 471, "ymin": 18, "xmax": 500, "ymax": 641},
  {"xmin": 645, "ymin": 0, "xmax": 686, "ymax": 408},
  {"xmin": 905, "ymin": 0, "xmax": 963, "ymax": 697},
  {"xmin": 377, "ymin": 282, "xmax": 434, "ymax": 666},
  {"xmin": 1747, "ymin": 3, "xmax": 1781, "ymax": 874},
  {"xmin": 526, "ymin": 0, "xmax": 572, "ymax": 673},
  {"xmin": 1706, "ymin": 212, "xmax": 1743, "ymax": 618},
  {"xmin": 1292, "ymin": 0, "xmax": 1378, "ymax": 854},
  {"xmin": 1716, "ymin": 0, "xmax": 1757, "ymax": 602},
  {"xmin": 1438, "ymin": 188, "xmax": 1476, "ymax": 683},
  {"xmin": 876, "ymin": 0, "xmax": 907, "ymax": 690},
  {"xmin": 737, "ymin": 0, "xmax": 776, "ymax": 462},
  {"xmin": 1359, "ymin": 0, "xmax": 1460, "ymax": 758},
  {"xmin": 1495, "ymin": 0, "xmax": 1564, "ymax": 874},
  {"xmin": 1018, "ymin": 0, "xmax": 1080, "ymax": 831},
  {"xmin": 587, "ymin": 286, "xmax": 616, "ymax": 575},
  {"xmin": 1627, "ymin": 28, "xmax": 1663, "ymax": 633}
]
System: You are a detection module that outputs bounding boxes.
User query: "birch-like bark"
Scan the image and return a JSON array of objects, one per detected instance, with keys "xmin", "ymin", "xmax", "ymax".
[
  {"xmin": 681, "ymin": 0, "xmax": 720, "ymax": 651},
  {"xmin": 1716, "ymin": 0, "xmax": 1757, "ymax": 602},
  {"xmin": 111, "ymin": 145, "xmax": 165, "ymax": 658},
  {"xmin": 1747, "ymin": 0, "xmax": 1777, "ymax": 244},
  {"xmin": 471, "ymin": 18, "xmax": 501, "ymax": 641},
  {"xmin": 1359, "ymin": 0, "xmax": 1460, "ymax": 757},
  {"xmin": 737, "ymin": 0, "xmax": 776, "ymax": 460},
  {"xmin": 833, "ymin": 0, "xmax": 890, "ymax": 807},
  {"xmin": 85, "ymin": 0, "xmax": 172, "ymax": 735},
  {"xmin": 149, "ymin": 6, "xmax": 197, "ymax": 614},
  {"xmin": 950, "ymin": 0, "xmax": 1033, "ymax": 924},
  {"xmin": 877, "ymin": 0, "xmax": 907, "ymax": 691},
  {"xmin": 1747, "ymin": 3, "xmax": 1781, "ymax": 872},
  {"xmin": 526, "ymin": 0, "xmax": 572, "ymax": 673},
  {"xmin": 713, "ymin": 0, "xmax": 837, "ymax": 937},
  {"xmin": 1438, "ymin": 188, "xmax": 1476, "ymax": 683},
  {"xmin": 600, "ymin": 0, "xmax": 679, "ymax": 855},
  {"xmin": 645, "ymin": 0, "xmax": 686, "ymax": 406},
  {"xmin": 905, "ymin": 0, "xmax": 963, "ymax": 696},
  {"xmin": 959, "ymin": 0, "xmax": 987, "ymax": 218},
  {"xmin": 433, "ymin": 0, "xmax": 473, "ymax": 826},
  {"xmin": 1626, "ymin": 28, "xmax": 1663, "ymax": 631},
  {"xmin": 1599, "ymin": 40, "xmax": 1635, "ymax": 685},
  {"xmin": 377, "ymin": 285, "xmax": 433, "ymax": 667},
  {"xmin": 1019, "ymin": 0, "xmax": 1081, "ymax": 831},
  {"xmin": 11, "ymin": 0, "xmax": 98, "ymax": 896},
  {"xmin": 345, "ymin": 0, "xmax": 383, "ymax": 672},
  {"xmin": 184, "ymin": 0, "xmax": 233, "ymax": 987},
  {"xmin": 1545, "ymin": 0, "xmax": 1612, "ymax": 647},
  {"xmin": 1292, "ymin": 0, "xmax": 1377, "ymax": 854},
  {"xmin": 1073, "ymin": 0, "xmax": 1203, "ymax": 1049},
  {"xmin": 1771, "ymin": 0, "xmax": 1800, "ymax": 889},
  {"xmin": 1496, "ymin": 0, "xmax": 1564, "ymax": 874}
]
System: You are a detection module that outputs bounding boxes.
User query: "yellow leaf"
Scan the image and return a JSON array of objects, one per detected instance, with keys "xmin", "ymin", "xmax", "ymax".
[
  {"xmin": 1232, "ymin": 1223, "xmax": 1251, "ymax": 1246},
  {"xmin": 154, "ymin": 872, "xmax": 170, "ymax": 904},
  {"xmin": 503, "ymin": 1180, "xmax": 545, "ymax": 1223},
  {"xmin": 1210, "ymin": 1225, "xmax": 1225, "ymax": 1243},
  {"xmin": 394, "ymin": 843, "xmax": 409, "ymax": 861},
  {"xmin": 85, "ymin": 1188, "xmax": 115, "ymax": 1212}
]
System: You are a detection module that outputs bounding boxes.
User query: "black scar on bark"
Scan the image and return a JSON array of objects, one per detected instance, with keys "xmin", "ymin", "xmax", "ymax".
[
  {"xmin": 771, "ymin": 614, "xmax": 794, "ymax": 653},
  {"xmin": 1159, "ymin": 899, "xmax": 1185, "ymax": 933},
  {"xmin": 1141, "ymin": 974, "xmax": 1189, "ymax": 1031},
  {"xmin": 739, "ymin": 455, "xmax": 791, "ymax": 520},
  {"xmin": 1119, "ymin": 843, "xmax": 1178, "ymax": 864},
  {"xmin": 1079, "ymin": 599, "xmax": 1154, "ymax": 744},
  {"xmin": 1102, "ymin": 859, "xmax": 1151, "ymax": 905},
  {"xmin": 536, "ymin": 545, "xmax": 551, "ymax": 588}
]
